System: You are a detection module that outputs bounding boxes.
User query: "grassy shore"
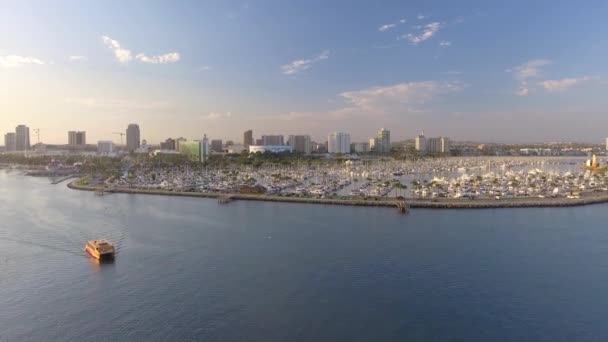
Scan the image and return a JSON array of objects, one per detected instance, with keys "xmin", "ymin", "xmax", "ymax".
[{"xmin": 67, "ymin": 180, "xmax": 608, "ymax": 209}]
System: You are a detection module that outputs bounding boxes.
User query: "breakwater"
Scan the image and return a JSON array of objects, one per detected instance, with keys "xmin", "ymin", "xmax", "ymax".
[{"xmin": 67, "ymin": 180, "xmax": 608, "ymax": 209}]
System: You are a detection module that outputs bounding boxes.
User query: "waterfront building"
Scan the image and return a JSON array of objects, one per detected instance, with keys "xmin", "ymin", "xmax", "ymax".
[
  {"xmin": 312, "ymin": 142, "xmax": 327, "ymax": 153},
  {"xmin": 126, "ymin": 124, "xmax": 140, "ymax": 152},
  {"xmin": 15, "ymin": 125, "xmax": 30, "ymax": 151},
  {"xmin": 376, "ymin": 128, "xmax": 391, "ymax": 153},
  {"xmin": 201, "ymin": 134, "xmax": 210, "ymax": 162},
  {"xmin": 352, "ymin": 142, "xmax": 370, "ymax": 153},
  {"xmin": 288, "ymin": 135, "xmax": 311, "ymax": 154},
  {"xmin": 606, "ymin": 137, "xmax": 608, "ymax": 151},
  {"xmin": 211, "ymin": 139, "xmax": 223, "ymax": 153},
  {"xmin": 228, "ymin": 144, "xmax": 247, "ymax": 153},
  {"xmin": 160, "ymin": 138, "xmax": 176, "ymax": 150},
  {"xmin": 68, "ymin": 131, "xmax": 86, "ymax": 146},
  {"xmin": 243, "ymin": 130, "xmax": 253, "ymax": 148},
  {"xmin": 178, "ymin": 141, "xmax": 201, "ymax": 162},
  {"xmin": 328, "ymin": 132, "xmax": 351, "ymax": 154},
  {"xmin": 369, "ymin": 138, "xmax": 377, "ymax": 152},
  {"xmin": 249, "ymin": 145, "xmax": 293, "ymax": 154},
  {"xmin": 427, "ymin": 136, "xmax": 451, "ymax": 154},
  {"xmin": 4, "ymin": 133, "xmax": 16, "ymax": 152},
  {"xmin": 97, "ymin": 141, "xmax": 113, "ymax": 154},
  {"xmin": 415, "ymin": 132, "xmax": 426, "ymax": 153},
  {"xmin": 261, "ymin": 135, "xmax": 284, "ymax": 146}
]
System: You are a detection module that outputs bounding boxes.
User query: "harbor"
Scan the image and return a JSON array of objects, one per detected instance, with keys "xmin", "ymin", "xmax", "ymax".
[{"xmin": 68, "ymin": 156, "xmax": 608, "ymax": 209}]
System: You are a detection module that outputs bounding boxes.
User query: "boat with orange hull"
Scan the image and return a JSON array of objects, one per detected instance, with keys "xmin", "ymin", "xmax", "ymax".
[{"xmin": 84, "ymin": 240, "xmax": 115, "ymax": 260}]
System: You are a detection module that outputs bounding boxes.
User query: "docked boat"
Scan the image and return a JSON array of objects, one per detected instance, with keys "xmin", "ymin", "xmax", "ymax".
[{"xmin": 84, "ymin": 240, "xmax": 115, "ymax": 260}]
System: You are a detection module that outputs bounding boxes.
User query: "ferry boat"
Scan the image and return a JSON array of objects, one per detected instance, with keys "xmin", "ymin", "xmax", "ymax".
[{"xmin": 84, "ymin": 240, "xmax": 115, "ymax": 260}]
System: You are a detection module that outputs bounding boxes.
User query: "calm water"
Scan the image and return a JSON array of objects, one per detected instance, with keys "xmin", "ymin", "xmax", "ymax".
[{"xmin": 2, "ymin": 170, "xmax": 608, "ymax": 341}]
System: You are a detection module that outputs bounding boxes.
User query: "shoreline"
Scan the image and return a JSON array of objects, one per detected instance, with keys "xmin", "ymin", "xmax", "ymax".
[{"xmin": 67, "ymin": 180, "xmax": 608, "ymax": 209}]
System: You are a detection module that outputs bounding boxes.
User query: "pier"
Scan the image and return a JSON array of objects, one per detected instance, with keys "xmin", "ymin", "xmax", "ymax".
[{"xmin": 51, "ymin": 175, "xmax": 76, "ymax": 185}]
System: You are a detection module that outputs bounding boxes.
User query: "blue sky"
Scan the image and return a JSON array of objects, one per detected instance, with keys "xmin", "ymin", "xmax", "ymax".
[{"xmin": 1, "ymin": 0, "xmax": 608, "ymax": 144}]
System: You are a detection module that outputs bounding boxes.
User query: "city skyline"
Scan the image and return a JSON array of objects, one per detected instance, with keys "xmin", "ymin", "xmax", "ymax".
[{"xmin": 1, "ymin": 1, "xmax": 608, "ymax": 144}]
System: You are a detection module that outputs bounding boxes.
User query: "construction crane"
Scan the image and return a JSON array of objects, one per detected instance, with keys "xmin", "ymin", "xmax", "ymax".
[
  {"xmin": 33, "ymin": 128, "xmax": 41, "ymax": 144},
  {"xmin": 112, "ymin": 132, "xmax": 125, "ymax": 146}
]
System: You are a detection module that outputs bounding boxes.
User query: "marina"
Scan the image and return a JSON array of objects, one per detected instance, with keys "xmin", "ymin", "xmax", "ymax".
[{"xmin": 74, "ymin": 156, "xmax": 608, "ymax": 208}]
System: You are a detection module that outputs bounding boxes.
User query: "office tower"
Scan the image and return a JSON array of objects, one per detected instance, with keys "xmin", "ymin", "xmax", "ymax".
[
  {"xmin": 328, "ymin": 132, "xmax": 351, "ymax": 154},
  {"xmin": 255, "ymin": 139, "xmax": 263, "ymax": 145},
  {"xmin": 211, "ymin": 139, "xmax": 223, "ymax": 152},
  {"xmin": 15, "ymin": 125, "xmax": 30, "ymax": 151},
  {"xmin": 201, "ymin": 134, "xmax": 210, "ymax": 162},
  {"xmin": 352, "ymin": 142, "xmax": 370, "ymax": 153},
  {"xmin": 160, "ymin": 138, "xmax": 176, "ymax": 150},
  {"xmin": 4, "ymin": 133, "xmax": 16, "ymax": 152},
  {"xmin": 126, "ymin": 124, "xmax": 140, "ymax": 152},
  {"xmin": 243, "ymin": 130, "xmax": 253, "ymax": 148},
  {"xmin": 369, "ymin": 138, "xmax": 377, "ymax": 152},
  {"xmin": 68, "ymin": 131, "xmax": 86, "ymax": 146},
  {"xmin": 261, "ymin": 135, "xmax": 284, "ymax": 146},
  {"xmin": 376, "ymin": 128, "xmax": 391, "ymax": 153},
  {"xmin": 97, "ymin": 141, "xmax": 114, "ymax": 154},
  {"xmin": 427, "ymin": 136, "xmax": 451, "ymax": 154},
  {"xmin": 288, "ymin": 135, "xmax": 311, "ymax": 154},
  {"xmin": 415, "ymin": 132, "xmax": 426, "ymax": 153}
]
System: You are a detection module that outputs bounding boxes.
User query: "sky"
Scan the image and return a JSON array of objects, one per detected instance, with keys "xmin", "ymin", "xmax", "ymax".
[{"xmin": 1, "ymin": 0, "xmax": 608, "ymax": 144}]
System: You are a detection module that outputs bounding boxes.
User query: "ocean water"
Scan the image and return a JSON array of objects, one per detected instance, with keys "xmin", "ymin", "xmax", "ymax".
[{"xmin": 1, "ymin": 169, "xmax": 608, "ymax": 341}]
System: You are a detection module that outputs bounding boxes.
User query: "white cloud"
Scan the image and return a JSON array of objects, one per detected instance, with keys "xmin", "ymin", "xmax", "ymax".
[
  {"xmin": 281, "ymin": 50, "xmax": 330, "ymax": 75},
  {"xmin": 417, "ymin": 14, "xmax": 426, "ymax": 20},
  {"xmin": 197, "ymin": 65, "xmax": 212, "ymax": 72},
  {"xmin": 539, "ymin": 76, "xmax": 594, "ymax": 92},
  {"xmin": 101, "ymin": 35, "xmax": 180, "ymax": 65},
  {"xmin": 439, "ymin": 40, "xmax": 452, "ymax": 47},
  {"xmin": 378, "ymin": 23, "xmax": 397, "ymax": 32},
  {"xmin": 508, "ymin": 59, "xmax": 551, "ymax": 96},
  {"xmin": 69, "ymin": 55, "xmax": 86, "ymax": 62},
  {"xmin": 135, "ymin": 52, "xmax": 180, "ymax": 64},
  {"xmin": 445, "ymin": 70, "xmax": 463, "ymax": 75},
  {"xmin": 453, "ymin": 16, "xmax": 465, "ymax": 24},
  {"xmin": 339, "ymin": 81, "xmax": 463, "ymax": 111},
  {"xmin": 0, "ymin": 55, "xmax": 45, "ymax": 68},
  {"xmin": 510, "ymin": 59, "xmax": 551, "ymax": 81},
  {"xmin": 399, "ymin": 19, "xmax": 407, "ymax": 23},
  {"xmin": 403, "ymin": 22, "xmax": 441, "ymax": 44},
  {"xmin": 101, "ymin": 36, "xmax": 132, "ymax": 63},
  {"xmin": 64, "ymin": 97, "xmax": 169, "ymax": 110},
  {"xmin": 205, "ymin": 111, "xmax": 232, "ymax": 120},
  {"xmin": 516, "ymin": 85, "xmax": 529, "ymax": 96}
]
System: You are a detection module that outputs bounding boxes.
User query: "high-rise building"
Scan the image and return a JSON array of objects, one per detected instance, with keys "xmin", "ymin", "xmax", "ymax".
[
  {"xmin": 68, "ymin": 131, "xmax": 86, "ymax": 146},
  {"xmin": 243, "ymin": 130, "xmax": 253, "ymax": 148},
  {"xmin": 160, "ymin": 138, "xmax": 176, "ymax": 150},
  {"xmin": 415, "ymin": 132, "xmax": 426, "ymax": 153},
  {"xmin": 288, "ymin": 135, "xmax": 311, "ymax": 154},
  {"xmin": 261, "ymin": 135, "xmax": 284, "ymax": 146},
  {"xmin": 352, "ymin": 142, "xmax": 370, "ymax": 153},
  {"xmin": 376, "ymin": 128, "xmax": 391, "ymax": 153},
  {"xmin": 328, "ymin": 132, "xmax": 351, "ymax": 154},
  {"xmin": 255, "ymin": 139, "xmax": 263, "ymax": 145},
  {"xmin": 606, "ymin": 137, "xmax": 608, "ymax": 151},
  {"xmin": 201, "ymin": 134, "xmax": 210, "ymax": 162},
  {"xmin": 211, "ymin": 139, "xmax": 223, "ymax": 152},
  {"xmin": 97, "ymin": 141, "xmax": 114, "ymax": 154},
  {"xmin": 427, "ymin": 136, "xmax": 451, "ymax": 154},
  {"xmin": 369, "ymin": 138, "xmax": 377, "ymax": 152},
  {"xmin": 15, "ymin": 125, "xmax": 30, "ymax": 151},
  {"xmin": 126, "ymin": 124, "xmax": 140, "ymax": 152},
  {"xmin": 4, "ymin": 133, "xmax": 16, "ymax": 152}
]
